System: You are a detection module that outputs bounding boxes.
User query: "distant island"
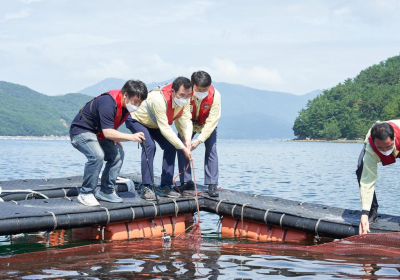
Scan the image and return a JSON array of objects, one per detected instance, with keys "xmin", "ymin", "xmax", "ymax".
[{"xmin": 293, "ymin": 53, "xmax": 400, "ymax": 140}]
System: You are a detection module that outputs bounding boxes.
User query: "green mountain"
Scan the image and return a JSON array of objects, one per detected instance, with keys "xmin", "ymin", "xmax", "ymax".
[
  {"xmin": 293, "ymin": 54, "xmax": 400, "ymax": 140},
  {"xmin": 0, "ymin": 81, "xmax": 91, "ymax": 136},
  {"xmin": 80, "ymin": 79, "xmax": 321, "ymax": 139},
  {"xmin": 0, "ymin": 79, "xmax": 320, "ymax": 138}
]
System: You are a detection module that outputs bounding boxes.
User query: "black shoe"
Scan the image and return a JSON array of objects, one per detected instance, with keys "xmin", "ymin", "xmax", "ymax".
[
  {"xmin": 368, "ymin": 207, "xmax": 378, "ymax": 223},
  {"xmin": 173, "ymin": 183, "xmax": 185, "ymax": 193},
  {"xmin": 208, "ymin": 184, "xmax": 219, "ymax": 197},
  {"xmin": 174, "ymin": 181, "xmax": 195, "ymax": 193},
  {"xmin": 155, "ymin": 185, "xmax": 181, "ymax": 198},
  {"xmin": 182, "ymin": 181, "xmax": 195, "ymax": 191}
]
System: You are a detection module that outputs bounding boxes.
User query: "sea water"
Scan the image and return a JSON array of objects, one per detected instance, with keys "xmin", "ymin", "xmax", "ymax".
[{"xmin": 1, "ymin": 139, "xmax": 400, "ymax": 279}]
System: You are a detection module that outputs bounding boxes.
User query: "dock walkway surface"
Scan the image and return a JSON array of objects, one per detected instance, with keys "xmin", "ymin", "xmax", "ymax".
[{"xmin": 0, "ymin": 174, "xmax": 399, "ymax": 238}]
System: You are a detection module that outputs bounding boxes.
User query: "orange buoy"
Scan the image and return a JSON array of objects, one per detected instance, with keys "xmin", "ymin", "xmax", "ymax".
[
  {"xmin": 72, "ymin": 215, "xmax": 186, "ymax": 241},
  {"xmin": 221, "ymin": 216, "xmax": 313, "ymax": 242}
]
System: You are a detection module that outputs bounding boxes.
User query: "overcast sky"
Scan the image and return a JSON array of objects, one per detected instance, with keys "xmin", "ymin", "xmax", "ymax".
[{"xmin": 1, "ymin": 0, "xmax": 400, "ymax": 95}]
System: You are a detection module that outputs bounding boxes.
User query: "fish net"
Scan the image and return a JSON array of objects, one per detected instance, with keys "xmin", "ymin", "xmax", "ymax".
[{"xmin": 222, "ymin": 232, "xmax": 400, "ymax": 264}]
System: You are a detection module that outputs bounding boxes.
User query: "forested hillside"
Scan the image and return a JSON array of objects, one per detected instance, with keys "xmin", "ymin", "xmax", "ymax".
[
  {"xmin": 0, "ymin": 82, "xmax": 91, "ymax": 136},
  {"xmin": 293, "ymin": 54, "xmax": 400, "ymax": 140}
]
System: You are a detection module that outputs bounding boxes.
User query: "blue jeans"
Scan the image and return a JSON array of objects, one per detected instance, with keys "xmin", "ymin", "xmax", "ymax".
[
  {"xmin": 177, "ymin": 127, "xmax": 219, "ymax": 185},
  {"xmin": 125, "ymin": 119, "xmax": 176, "ymax": 185},
  {"xmin": 70, "ymin": 132, "xmax": 125, "ymax": 194}
]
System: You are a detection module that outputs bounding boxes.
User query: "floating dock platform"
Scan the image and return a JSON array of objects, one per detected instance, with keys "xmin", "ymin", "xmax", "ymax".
[{"xmin": 0, "ymin": 174, "xmax": 399, "ymax": 241}]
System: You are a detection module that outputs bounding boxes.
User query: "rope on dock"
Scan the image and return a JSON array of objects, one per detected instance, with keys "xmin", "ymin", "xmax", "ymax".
[
  {"xmin": 167, "ymin": 199, "xmax": 179, "ymax": 218},
  {"xmin": 47, "ymin": 211, "xmax": 58, "ymax": 231},
  {"xmin": 264, "ymin": 208, "xmax": 272, "ymax": 225},
  {"xmin": 100, "ymin": 207, "xmax": 111, "ymax": 225},
  {"xmin": 240, "ymin": 203, "xmax": 251, "ymax": 237},
  {"xmin": 130, "ymin": 207, "xmax": 135, "ymax": 221},
  {"xmin": 315, "ymin": 218, "xmax": 323, "ymax": 241},
  {"xmin": 62, "ymin": 188, "xmax": 71, "ymax": 201},
  {"xmin": 215, "ymin": 199, "xmax": 227, "ymax": 214},
  {"xmin": 279, "ymin": 214, "xmax": 286, "ymax": 228},
  {"xmin": 148, "ymin": 202, "xmax": 157, "ymax": 218},
  {"xmin": 231, "ymin": 205, "xmax": 237, "ymax": 218}
]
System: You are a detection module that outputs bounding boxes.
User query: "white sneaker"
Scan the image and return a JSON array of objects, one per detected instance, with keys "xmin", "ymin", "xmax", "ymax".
[
  {"xmin": 95, "ymin": 189, "xmax": 123, "ymax": 203},
  {"xmin": 77, "ymin": 193, "xmax": 100, "ymax": 207}
]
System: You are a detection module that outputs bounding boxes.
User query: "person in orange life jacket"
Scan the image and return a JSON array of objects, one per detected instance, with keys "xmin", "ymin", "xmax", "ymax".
[
  {"xmin": 176, "ymin": 71, "xmax": 221, "ymax": 197},
  {"xmin": 125, "ymin": 77, "xmax": 193, "ymax": 200},
  {"xmin": 70, "ymin": 80, "xmax": 147, "ymax": 207},
  {"xmin": 356, "ymin": 120, "xmax": 400, "ymax": 234}
]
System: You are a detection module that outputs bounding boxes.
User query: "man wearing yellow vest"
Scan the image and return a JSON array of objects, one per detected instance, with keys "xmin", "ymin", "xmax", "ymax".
[
  {"xmin": 177, "ymin": 71, "xmax": 221, "ymax": 197},
  {"xmin": 357, "ymin": 120, "xmax": 400, "ymax": 234},
  {"xmin": 125, "ymin": 77, "xmax": 193, "ymax": 200}
]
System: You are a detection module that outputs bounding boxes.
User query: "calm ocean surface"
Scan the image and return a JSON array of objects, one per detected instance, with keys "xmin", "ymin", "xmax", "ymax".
[{"xmin": 1, "ymin": 138, "xmax": 400, "ymax": 279}]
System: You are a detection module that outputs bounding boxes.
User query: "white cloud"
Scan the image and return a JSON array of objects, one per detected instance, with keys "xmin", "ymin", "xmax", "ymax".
[
  {"xmin": 72, "ymin": 59, "xmax": 132, "ymax": 80},
  {"xmin": 1, "ymin": 9, "xmax": 31, "ymax": 23},
  {"xmin": 0, "ymin": 32, "xmax": 15, "ymax": 39},
  {"xmin": 287, "ymin": 2, "xmax": 355, "ymax": 27},
  {"xmin": 136, "ymin": 0, "xmax": 215, "ymax": 26},
  {"xmin": 22, "ymin": 0, "xmax": 43, "ymax": 3},
  {"xmin": 211, "ymin": 59, "xmax": 283, "ymax": 87}
]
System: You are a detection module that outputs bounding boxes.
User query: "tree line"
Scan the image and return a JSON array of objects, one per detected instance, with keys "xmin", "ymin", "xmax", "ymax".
[{"xmin": 293, "ymin": 54, "xmax": 400, "ymax": 140}]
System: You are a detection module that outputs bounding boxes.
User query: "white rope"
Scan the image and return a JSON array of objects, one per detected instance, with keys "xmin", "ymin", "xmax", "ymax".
[
  {"xmin": 315, "ymin": 218, "xmax": 323, "ymax": 236},
  {"xmin": 149, "ymin": 202, "xmax": 158, "ymax": 218},
  {"xmin": 264, "ymin": 209, "xmax": 272, "ymax": 225},
  {"xmin": 1, "ymin": 189, "xmax": 49, "ymax": 199},
  {"xmin": 130, "ymin": 207, "xmax": 135, "ymax": 221},
  {"xmin": 47, "ymin": 211, "xmax": 58, "ymax": 231},
  {"xmin": 240, "ymin": 203, "xmax": 251, "ymax": 237},
  {"xmin": 215, "ymin": 199, "xmax": 227, "ymax": 214},
  {"xmin": 62, "ymin": 188, "xmax": 71, "ymax": 201},
  {"xmin": 231, "ymin": 205, "xmax": 237, "ymax": 218},
  {"xmin": 0, "ymin": 186, "xmax": 3, "ymax": 202},
  {"xmin": 168, "ymin": 199, "xmax": 179, "ymax": 217},
  {"xmin": 100, "ymin": 207, "xmax": 110, "ymax": 225},
  {"xmin": 279, "ymin": 214, "xmax": 286, "ymax": 228}
]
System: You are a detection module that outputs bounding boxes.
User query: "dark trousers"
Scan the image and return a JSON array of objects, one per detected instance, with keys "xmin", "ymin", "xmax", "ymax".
[
  {"xmin": 125, "ymin": 119, "xmax": 176, "ymax": 185},
  {"xmin": 177, "ymin": 127, "xmax": 219, "ymax": 185},
  {"xmin": 356, "ymin": 144, "xmax": 379, "ymax": 210}
]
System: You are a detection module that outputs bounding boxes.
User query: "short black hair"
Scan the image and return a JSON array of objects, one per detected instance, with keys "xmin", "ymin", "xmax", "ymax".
[
  {"xmin": 172, "ymin": 76, "xmax": 192, "ymax": 92},
  {"xmin": 371, "ymin": 122, "xmax": 394, "ymax": 141},
  {"xmin": 191, "ymin": 70, "xmax": 212, "ymax": 87},
  {"xmin": 121, "ymin": 80, "xmax": 148, "ymax": 100}
]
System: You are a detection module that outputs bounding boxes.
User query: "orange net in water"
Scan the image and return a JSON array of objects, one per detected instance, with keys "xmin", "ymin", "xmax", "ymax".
[
  {"xmin": 225, "ymin": 232, "xmax": 400, "ymax": 262},
  {"xmin": 173, "ymin": 159, "xmax": 202, "ymax": 243}
]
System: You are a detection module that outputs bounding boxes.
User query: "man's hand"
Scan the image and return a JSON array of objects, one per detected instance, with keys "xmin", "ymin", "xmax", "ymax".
[
  {"xmin": 184, "ymin": 140, "xmax": 191, "ymax": 150},
  {"xmin": 191, "ymin": 139, "xmax": 200, "ymax": 151},
  {"xmin": 359, "ymin": 214, "xmax": 370, "ymax": 235},
  {"xmin": 182, "ymin": 147, "xmax": 192, "ymax": 160},
  {"xmin": 130, "ymin": 132, "xmax": 145, "ymax": 143},
  {"xmin": 114, "ymin": 141, "xmax": 123, "ymax": 149}
]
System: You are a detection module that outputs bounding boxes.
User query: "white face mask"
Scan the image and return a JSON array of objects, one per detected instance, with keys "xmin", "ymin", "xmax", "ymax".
[
  {"xmin": 125, "ymin": 98, "xmax": 140, "ymax": 113},
  {"xmin": 379, "ymin": 145, "xmax": 395, "ymax": 156},
  {"xmin": 174, "ymin": 97, "xmax": 189, "ymax": 107},
  {"xmin": 194, "ymin": 91, "xmax": 208, "ymax": 100}
]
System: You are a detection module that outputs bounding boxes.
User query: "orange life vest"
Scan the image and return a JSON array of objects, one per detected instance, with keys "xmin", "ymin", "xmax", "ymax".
[
  {"xmin": 80, "ymin": 90, "xmax": 129, "ymax": 140},
  {"xmin": 368, "ymin": 122, "xmax": 400, "ymax": 166},
  {"xmin": 190, "ymin": 85, "xmax": 215, "ymax": 126},
  {"xmin": 161, "ymin": 83, "xmax": 184, "ymax": 125}
]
